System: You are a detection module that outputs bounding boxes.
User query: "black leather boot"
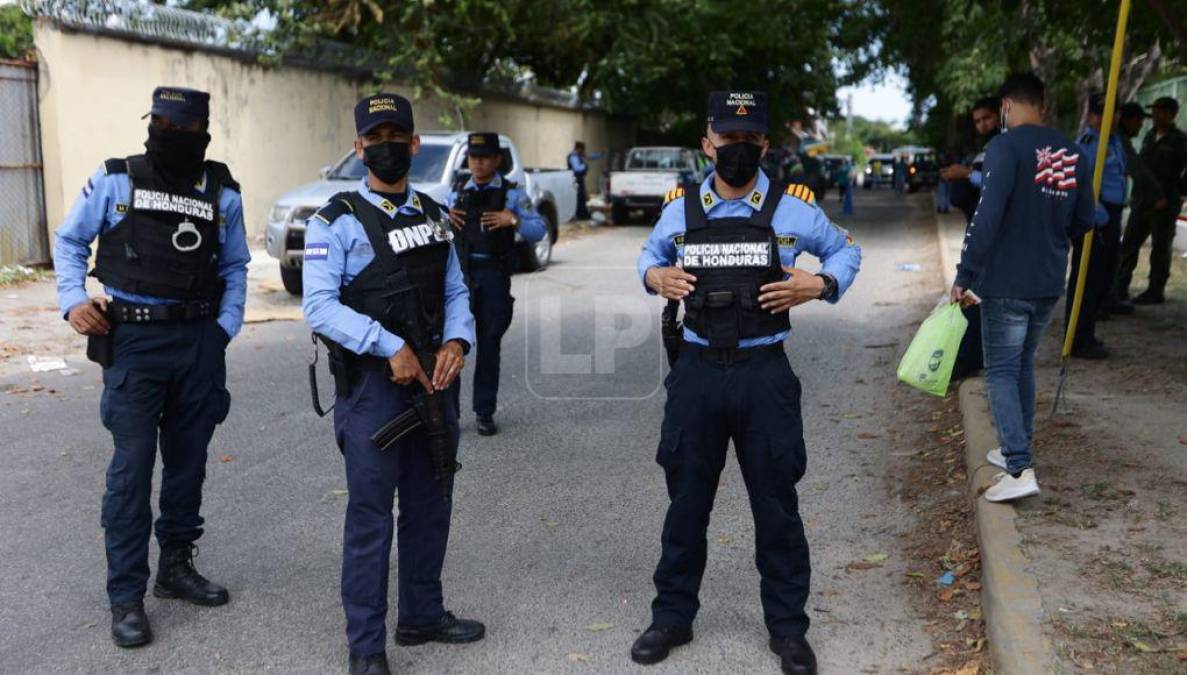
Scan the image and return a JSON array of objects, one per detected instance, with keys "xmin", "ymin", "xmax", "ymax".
[
  {"xmin": 395, "ymin": 611, "xmax": 485, "ymax": 645},
  {"xmin": 770, "ymin": 635, "xmax": 817, "ymax": 675},
  {"xmin": 348, "ymin": 652, "xmax": 391, "ymax": 675},
  {"xmin": 630, "ymin": 624, "xmax": 692, "ymax": 665},
  {"xmin": 111, "ymin": 602, "xmax": 152, "ymax": 648},
  {"xmin": 153, "ymin": 543, "xmax": 230, "ymax": 606},
  {"xmin": 476, "ymin": 415, "xmax": 498, "ymax": 436}
]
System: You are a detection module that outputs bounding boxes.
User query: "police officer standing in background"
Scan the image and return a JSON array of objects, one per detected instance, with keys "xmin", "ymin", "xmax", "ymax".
[
  {"xmin": 634, "ymin": 91, "xmax": 861, "ymax": 675},
  {"xmin": 446, "ymin": 132, "xmax": 547, "ymax": 435},
  {"xmin": 53, "ymin": 87, "xmax": 249, "ymax": 648},
  {"xmin": 1114, "ymin": 96, "xmax": 1187, "ymax": 306},
  {"xmin": 302, "ymin": 93, "xmax": 483, "ymax": 675},
  {"xmin": 568, "ymin": 141, "xmax": 592, "ymax": 219}
]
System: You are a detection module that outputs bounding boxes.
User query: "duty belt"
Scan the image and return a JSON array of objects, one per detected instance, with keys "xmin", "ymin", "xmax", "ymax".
[
  {"xmin": 681, "ymin": 341, "xmax": 783, "ymax": 366},
  {"xmin": 109, "ymin": 299, "xmax": 217, "ymax": 323}
]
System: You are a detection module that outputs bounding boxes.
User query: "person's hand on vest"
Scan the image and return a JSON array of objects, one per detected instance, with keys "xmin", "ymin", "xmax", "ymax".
[
  {"xmin": 646, "ymin": 265, "xmax": 697, "ymax": 300},
  {"xmin": 759, "ymin": 266, "xmax": 824, "ymax": 313},
  {"xmin": 431, "ymin": 340, "xmax": 465, "ymax": 391},
  {"xmin": 447, "ymin": 207, "xmax": 466, "ymax": 230},
  {"xmin": 480, "ymin": 209, "xmax": 517, "ymax": 231},
  {"xmin": 68, "ymin": 297, "xmax": 111, "ymax": 336},
  {"xmin": 388, "ymin": 344, "xmax": 433, "ymax": 393}
]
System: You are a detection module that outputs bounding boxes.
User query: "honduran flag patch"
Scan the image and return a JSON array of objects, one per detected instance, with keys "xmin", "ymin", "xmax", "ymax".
[{"xmin": 304, "ymin": 243, "xmax": 330, "ymax": 260}]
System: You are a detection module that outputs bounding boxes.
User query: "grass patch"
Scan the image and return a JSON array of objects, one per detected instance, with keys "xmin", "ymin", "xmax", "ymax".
[{"xmin": 0, "ymin": 265, "xmax": 50, "ymax": 287}]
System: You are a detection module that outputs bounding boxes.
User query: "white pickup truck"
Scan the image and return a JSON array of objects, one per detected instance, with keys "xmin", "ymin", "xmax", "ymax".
[
  {"xmin": 607, "ymin": 146, "xmax": 707, "ymax": 224},
  {"xmin": 264, "ymin": 132, "xmax": 577, "ymax": 294}
]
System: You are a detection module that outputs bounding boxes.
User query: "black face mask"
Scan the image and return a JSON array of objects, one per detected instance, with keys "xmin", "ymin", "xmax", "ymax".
[
  {"xmin": 712, "ymin": 141, "xmax": 763, "ymax": 187},
  {"xmin": 363, "ymin": 141, "xmax": 412, "ymax": 184},
  {"xmin": 145, "ymin": 125, "xmax": 210, "ymax": 184}
]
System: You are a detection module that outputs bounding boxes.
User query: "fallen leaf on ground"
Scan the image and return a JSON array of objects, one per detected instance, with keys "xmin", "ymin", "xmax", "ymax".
[
  {"xmin": 864, "ymin": 552, "xmax": 889, "ymax": 563},
  {"xmin": 541, "ymin": 517, "xmax": 559, "ymax": 528},
  {"xmin": 1177, "ymin": 647, "xmax": 1187, "ymax": 660},
  {"xmin": 857, "ymin": 432, "xmax": 880, "ymax": 439},
  {"xmin": 1130, "ymin": 639, "xmax": 1155, "ymax": 653},
  {"xmin": 905, "ymin": 571, "xmax": 926, "ymax": 579},
  {"xmin": 567, "ymin": 652, "xmax": 591, "ymax": 663},
  {"xmin": 220, "ymin": 455, "xmax": 234, "ymax": 463},
  {"xmin": 584, "ymin": 622, "xmax": 614, "ymax": 632},
  {"xmin": 716, "ymin": 534, "xmax": 733, "ymax": 544},
  {"xmin": 937, "ymin": 588, "xmax": 957, "ymax": 602}
]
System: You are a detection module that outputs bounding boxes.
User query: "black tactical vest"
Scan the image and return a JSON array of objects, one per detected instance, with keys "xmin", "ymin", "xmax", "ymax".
[
  {"xmin": 679, "ymin": 187, "xmax": 790, "ymax": 348},
  {"xmin": 93, "ymin": 155, "xmax": 236, "ymax": 301},
  {"xmin": 324, "ymin": 191, "xmax": 452, "ymax": 355},
  {"xmin": 454, "ymin": 179, "xmax": 515, "ymax": 257}
]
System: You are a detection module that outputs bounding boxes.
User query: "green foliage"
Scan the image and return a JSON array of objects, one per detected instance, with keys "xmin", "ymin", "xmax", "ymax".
[{"xmin": 0, "ymin": 5, "xmax": 34, "ymax": 61}]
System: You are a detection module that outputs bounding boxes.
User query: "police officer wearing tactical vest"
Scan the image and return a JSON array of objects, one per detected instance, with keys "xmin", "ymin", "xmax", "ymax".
[
  {"xmin": 445, "ymin": 132, "xmax": 547, "ymax": 435},
  {"xmin": 302, "ymin": 93, "xmax": 482, "ymax": 675},
  {"xmin": 52, "ymin": 87, "xmax": 250, "ymax": 648},
  {"xmin": 635, "ymin": 91, "xmax": 861, "ymax": 675}
]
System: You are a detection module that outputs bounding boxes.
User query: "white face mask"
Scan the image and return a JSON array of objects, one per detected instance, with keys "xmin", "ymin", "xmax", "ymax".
[{"xmin": 999, "ymin": 103, "xmax": 1010, "ymax": 134}]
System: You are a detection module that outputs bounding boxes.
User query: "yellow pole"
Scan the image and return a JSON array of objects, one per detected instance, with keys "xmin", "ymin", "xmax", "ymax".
[{"xmin": 1061, "ymin": 0, "xmax": 1132, "ymax": 360}]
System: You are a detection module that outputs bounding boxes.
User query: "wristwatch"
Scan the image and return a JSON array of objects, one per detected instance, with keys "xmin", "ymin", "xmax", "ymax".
[{"xmin": 815, "ymin": 273, "xmax": 838, "ymax": 300}]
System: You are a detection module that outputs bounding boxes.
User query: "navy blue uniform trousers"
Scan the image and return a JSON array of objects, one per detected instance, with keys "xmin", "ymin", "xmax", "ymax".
[
  {"xmin": 468, "ymin": 259, "xmax": 514, "ymax": 417},
  {"xmin": 334, "ymin": 365, "xmax": 459, "ymax": 657},
  {"xmin": 100, "ymin": 318, "xmax": 231, "ymax": 605},
  {"xmin": 652, "ymin": 343, "xmax": 811, "ymax": 639}
]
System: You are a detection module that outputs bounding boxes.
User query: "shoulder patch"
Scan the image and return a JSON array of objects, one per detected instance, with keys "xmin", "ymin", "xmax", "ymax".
[
  {"xmin": 312, "ymin": 193, "xmax": 355, "ymax": 225},
  {"xmin": 785, "ymin": 183, "xmax": 815, "ymax": 204},
  {"xmin": 103, "ymin": 158, "xmax": 128, "ymax": 175},
  {"xmin": 663, "ymin": 187, "xmax": 686, "ymax": 205},
  {"xmin": 776, "ymin": 235, "xmax": 798, "ymax": 247}
]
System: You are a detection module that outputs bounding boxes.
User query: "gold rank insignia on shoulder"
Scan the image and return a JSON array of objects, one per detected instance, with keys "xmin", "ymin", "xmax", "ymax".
[
  {"xmin": 664, "ymin": 187, "xmax": 685, "ymax": 205},
  {"xmin": 785, "ymin": 183, "xmax": 816, "ymax": 204},
  {"xmin": 776, "ymin": 235, "xmax": 797, "ymax": 247}
]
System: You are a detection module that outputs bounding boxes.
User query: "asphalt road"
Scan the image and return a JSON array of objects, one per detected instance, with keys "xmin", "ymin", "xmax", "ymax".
[{"xmin": 0, "ymin": 188, "xmax": 945, "ymax": 674}]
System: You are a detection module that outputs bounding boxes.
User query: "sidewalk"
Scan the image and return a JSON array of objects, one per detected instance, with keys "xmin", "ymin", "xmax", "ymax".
[{"xmin": 938, "ymin": 207, "xmax": 1187, "ymax": 673}]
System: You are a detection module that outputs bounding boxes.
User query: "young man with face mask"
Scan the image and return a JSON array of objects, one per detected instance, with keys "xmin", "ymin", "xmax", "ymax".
[
  {"xmin": 52, "ymin": 86, "xmax": 250, "ymax": 648},
  {"xmin": 302, "ymin": 94, "xmax": 482, "ymax": 675},
  {"xmin": 951, "ymin": 73, "xmax": 1095, "ymax": 502},
  {"xmin": 445, "ymin": 132, "xmax": 547, "ymax": 435},
  {"xmin": 635, "ymin": 90, "xmax": 862, "ymax": 675}
]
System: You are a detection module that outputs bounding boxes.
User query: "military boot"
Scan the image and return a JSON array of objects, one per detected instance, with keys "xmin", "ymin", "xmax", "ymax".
[
  {"xmin": 110, "ymin": 602, "xmax": 152, "ymax": 648},
  {"xmin": 153, "ymin": 543, "xmax": 230, "ymax": 606}
]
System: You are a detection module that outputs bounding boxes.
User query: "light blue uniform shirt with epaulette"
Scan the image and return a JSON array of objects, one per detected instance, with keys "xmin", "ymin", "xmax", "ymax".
[
  {"xmin": 637, "ymin": 170, "xmax": 862, "ymax": 348},
  {"xmin": 301, "ymin": 178, "xmax": 475, "ymax": 359},
  {"xmin": 1078, "ymin": 125, "xmax": 1127, "ymax": 224},
  {"xmin": 53, "ymin": 164, "xmax": 251, "ymax": 338},
  {"xmin": 444, "ymin": 174, "xmax": 548, "ymax": 259}
]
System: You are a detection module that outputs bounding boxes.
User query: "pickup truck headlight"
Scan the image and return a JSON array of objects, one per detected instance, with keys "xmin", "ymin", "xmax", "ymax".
[{"xmin": 269, "ymin": 205, "xmax": 293, "ymax": 223}]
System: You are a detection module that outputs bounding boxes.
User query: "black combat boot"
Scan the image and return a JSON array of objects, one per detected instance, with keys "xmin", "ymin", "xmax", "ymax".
[
  {"xmin": 395, "ymin": 611, "xmax": 485, "ymax": 645},
  {"xmin": 770, "ymin": 635, "xmax": 817, "ymax": 675},
  {"xmin": 153, "ymin": 543, "xmax": 230, "ymax": 606},
  {"xmin": 110, "ymin": 602, "xmax": 153, "ymax": 648},
  {"xmin": 348, "ymin": 652, "xmax": 391, "ymax": 675},
  {"xmin": 630, "ymin": 624, "xmax": 693, "ymax": 665},
  {"xmin": 476, "ymin": 415, "xmax": 498, "ymax": 436}
]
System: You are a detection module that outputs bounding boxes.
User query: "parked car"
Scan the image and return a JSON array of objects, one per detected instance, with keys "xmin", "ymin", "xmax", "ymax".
[
  {"xmin": 608, "ymin": 146, "xmax": 705, "ymax": 224},
  {"xmin": 863, "ymin": 153, "xmax": 895, "ymax": 189},
  {"xmin": 892, "ymin": 145, "xmax": 939, "ymax": 192},
  {"xmin": 264, "ymin": 132, "xmax": 576, "ymax": 295}
]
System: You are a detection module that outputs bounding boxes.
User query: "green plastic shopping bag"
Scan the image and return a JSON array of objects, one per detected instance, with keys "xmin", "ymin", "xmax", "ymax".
[{"xmin": 896, "ymin": 301, "xmax": 969, "ymax": 396}]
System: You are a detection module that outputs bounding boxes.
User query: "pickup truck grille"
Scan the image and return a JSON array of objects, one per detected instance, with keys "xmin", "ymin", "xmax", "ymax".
[{"xmin": 285, "ymin": 229, "xmax": 305, "ymax": 253}]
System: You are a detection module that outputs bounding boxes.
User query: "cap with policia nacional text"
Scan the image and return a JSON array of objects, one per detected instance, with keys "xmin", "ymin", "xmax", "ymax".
[
  {"xmin": 354, "ymin": 93, "xmax": 414, "ymax": 136},
  {"xmin": 707, "ymin": 91, "xmax": 769, "ymax": 134},
  {"xmin": 145, "ymin": 86, "xmax": 210, "ymax": 126},
  {"xmin": 466, "ymin": 132, "xmax": 500, "ymax": 156}
]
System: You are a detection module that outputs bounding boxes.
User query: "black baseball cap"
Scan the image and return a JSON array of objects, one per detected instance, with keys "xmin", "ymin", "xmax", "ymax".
[
  {"xmin": 1150, "ymin": 96, "xmax": 1179, "ymax": 114},
  {"xmin": 145, "ymin": 86, "xmax": 209, "ymax": 126},
  {"xmin": 354, "ymin": 93, "xmax": 414, "ymax": 136},
  {"xmin": 466, "ymin": 132, "xmax": 500, "ymax": 157},
  {"xmin": 707, "ymin": 91, "xmax": 768, "ymax": 134},
  {"xmin": 1120, "ymin": 102, "xmax": 1148, "ymax": 119}
]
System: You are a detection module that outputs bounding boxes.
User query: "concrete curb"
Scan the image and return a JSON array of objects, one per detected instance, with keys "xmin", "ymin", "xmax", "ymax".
[{"xmin": 958, "ymin": 378, "xmax": 1056, "ymax": 674}]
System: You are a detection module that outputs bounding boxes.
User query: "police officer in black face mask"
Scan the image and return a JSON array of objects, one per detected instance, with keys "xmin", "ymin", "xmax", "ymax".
[
  {"xmin": 52, "ymin": 86, "xmax": 250, "ymax": 648},
  {"xmin": 635, "ymin": 91, "xmax": 861, "ymax": 675}
]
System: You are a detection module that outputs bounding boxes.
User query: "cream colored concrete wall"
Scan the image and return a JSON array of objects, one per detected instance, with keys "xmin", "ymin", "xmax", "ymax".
[{"xmin": 34, "ymin": 22, "xmax": 633, "ymax": 240}]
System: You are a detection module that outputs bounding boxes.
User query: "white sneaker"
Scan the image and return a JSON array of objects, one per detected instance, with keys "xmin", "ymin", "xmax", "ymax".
[
  {"xmin": 986, "ymin": 447, "xmax": 1007, "ymax": 471},
  {"xmin": 984, "ymin": 469, "xmax": 1040, "ymax": 502}
]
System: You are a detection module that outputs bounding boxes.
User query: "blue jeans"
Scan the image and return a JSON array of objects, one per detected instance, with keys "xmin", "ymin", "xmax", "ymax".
[{"xmin": 980, "ymin": 297, "xmax": 1058, "ymax": 474}]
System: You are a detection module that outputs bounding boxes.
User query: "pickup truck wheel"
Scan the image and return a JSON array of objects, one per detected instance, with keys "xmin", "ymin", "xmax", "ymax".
[
  {"xmin": 519, "ymin": 204, "xmax": 556, "ymax": 271},
  {"xmin": 280, "ymin": 264, "xmax": 303, "ymax": 295},
  {"xmin": 611, "ymin": 199, "xmax": 630, "ymax": 225}
]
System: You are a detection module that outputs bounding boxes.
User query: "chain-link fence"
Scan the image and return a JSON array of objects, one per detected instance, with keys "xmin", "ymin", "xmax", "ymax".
[{"xmin": 0, "ymin": 60, "xmax": 48, "ymax": 266}]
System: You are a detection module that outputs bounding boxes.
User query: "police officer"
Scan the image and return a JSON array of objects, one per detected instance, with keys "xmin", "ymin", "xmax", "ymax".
[
  {"xmin": 52, "ymin": 87, "xmax": 249, "ymax": 648},
  {"xmin": 1114, "ymin": 96, "xmax": 1187, "ymax": 305},
  {"xmin": 1066, "ymin": 92, "xmax": 1126, "ymax": 359},
  {"xmin": 302, "ymin": 93, "xmax": 483, "ymax": 675},
  {"xmin": 568, "ymin": 141, "xmax": 592, "ymax": 219},
  {"xmin": 634, "ymin": 91, "xmax": 861, "ymax": 675},
  {"xmin": 445, "ymin": 132, "xmax": 547, "ymax": 435}
]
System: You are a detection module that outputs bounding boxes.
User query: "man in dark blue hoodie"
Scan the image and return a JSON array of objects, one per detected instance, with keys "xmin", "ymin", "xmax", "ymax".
[{"xmin": 951, "ymin": 72, "xmax": 1095, "ymax": 503}]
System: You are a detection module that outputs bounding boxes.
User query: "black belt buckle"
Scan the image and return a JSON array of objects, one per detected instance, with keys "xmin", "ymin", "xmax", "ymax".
[{"xmin": 705, "ymin": 290, "xmax": 735, "ymax": 308}]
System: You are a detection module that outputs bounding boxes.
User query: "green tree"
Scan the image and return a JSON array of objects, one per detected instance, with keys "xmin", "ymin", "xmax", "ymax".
[{"xmin": 0, "ymin": 5, "xmax": 34, "ymax": 61}]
